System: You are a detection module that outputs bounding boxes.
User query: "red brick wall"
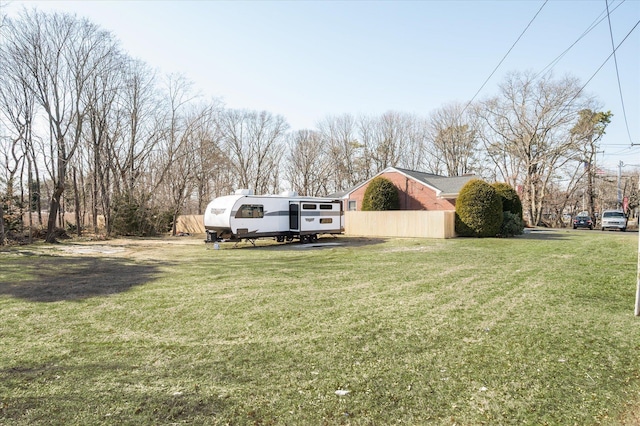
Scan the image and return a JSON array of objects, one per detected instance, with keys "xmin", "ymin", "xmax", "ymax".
[{"xmin": 346, "ymin": 171, "xmax": 456, "ymax": 211}]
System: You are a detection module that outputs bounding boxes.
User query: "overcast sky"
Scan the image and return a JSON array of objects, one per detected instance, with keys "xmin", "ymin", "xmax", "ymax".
[{"xmin": 5, "ymin": 0, "xmax": 640, "ymax": 171}]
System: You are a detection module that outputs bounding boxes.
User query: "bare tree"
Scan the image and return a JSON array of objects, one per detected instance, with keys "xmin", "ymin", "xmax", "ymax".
[
  {"xmin": 570, "ymin": 109, "xmax": 612, "ymax": 219},
  {"xmin": 109, "ymin": 59, "xmax": 162, "ymax": 198},
  {"xmin": 398, "ymin": 116, "xmax": 431, "ymax": 173},
  {"xmin": 219, "ymin": 109, "xmax": 288, "ymax": 194},
  {"xmin": 157, "ymin": 75, "xmax": 209, "ymax": 235},
  {"xmin": 285, "ymin": 129, "xmax": 332, "ymax": 196},
  {"xmin": 318, "ymin": 114, "xmax": 365, "ymax": 193},
  {"xmin": 4, "ymin": 10, "xmax": 119, "ymax": 241},
  {"xmin": 81, "ymin": 48, "xmax": 126, "ymax": 234},
  {"xmin": 475, "ymin": 71, "xmax": 592, "ymax": 226},
  {"xmin": 103, "ymin": 59, "xmax": 165, "ymax": 235},
  {"xmin": 427, "ymin": 102, "xmax": 479, "ymax": 176},
  {"xmin": 190, "ymin": 101, "xmax": 227, "ymax": 213},
  {"xmin": 0, "ymin": 11, "xmax": 39, "ymax": 239}
]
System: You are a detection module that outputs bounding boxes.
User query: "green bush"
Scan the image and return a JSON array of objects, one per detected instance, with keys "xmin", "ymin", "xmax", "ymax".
[
  {"xmin": 1, "ymin": 194, "xmax": 24, "ymax": 232},
  {"xmin": 492, "ymin": 182, "xmax": 523, "ymax": 218},
  {"xmin": 499, "ymin": 211, "xmax": 525, "ymax": 237},
  {"xmin": 111, "ymin": 193, "xmax": 166, "ymax": 237},
  {"xmin": 362, "ymin": 177, "xmax": 400, "ymax": 211},
  {"xmin": 455, "ymin": 179, "xmax": 503, "ymax": 237}
]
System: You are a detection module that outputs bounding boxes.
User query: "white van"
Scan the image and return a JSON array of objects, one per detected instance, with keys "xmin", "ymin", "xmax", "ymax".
[{"xmin": 601, "ymin": 210, "xmax": 627, "ymax": 231}]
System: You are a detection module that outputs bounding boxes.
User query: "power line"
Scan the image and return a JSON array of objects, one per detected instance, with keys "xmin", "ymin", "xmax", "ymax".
[
  {"xmin": 460, "ymin": 0, "xmax": 548, "ymax": 117},
  {"xmin": 605, "ymin": 0, "xmax": 634, "ymax": 146},
  {"xmin": 533, "ymin": 0, "xmax": 626, "ymax": 80},
  {"xmin": 544, "ymin": 18, "xmax": 640, "ymax": 136},
  {"xmin": 578, "ymin": 19, "xmax": 639, "ymax": 101}
]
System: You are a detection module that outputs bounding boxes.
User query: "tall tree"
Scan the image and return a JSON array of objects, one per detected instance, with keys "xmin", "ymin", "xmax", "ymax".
[
  {"xmin": 285, "ymin": 129, "xmax": 331, "ymax": 196},
  {"xmin": 427, "ymin": 102, "xmax": 479, "ymax": 176},
  {"xmin": 191, "ymin": 101, "xmax": 227, "ymax": 213},
  {"xmin": 570, "ymin": 109, "xmax": 612, "ymax": 219},
  {"xmin": 219, "ymin": 109, "xmax": 288, "ymax": 194},
  {"xmin": 83, "ymin": 49, "xmax": 125, "ymax": 234},
  {"xmin": 4, "ymin": 10, "xmax": 119, "ymax": 241},
  {"xmin": 359, "ymin": 111, "xmax": 426, "ymax": 175},
  {"xmin": 318, "ymin": 114, "xmax": 364, "ymax": 193},
  {"xmin": 475, "ymin": 71, "xmax": 591, "ymax": 226}
]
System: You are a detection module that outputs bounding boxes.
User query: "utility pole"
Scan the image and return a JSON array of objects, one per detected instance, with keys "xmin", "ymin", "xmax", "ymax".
[
  {"xmin": 635, "ymin": 161, "xmax": 640, "ymax": 316},
  {"xmin": 636, "ymin": 169, "xmax": 640, "ymax": 316},
  {"xmin": 614, "ymin": 160, "xmax": 640, "ymax": 316},
  {"xmin": 588, "ymin": 150, "xmax": 604, "ymax": 221},
  {"xmin": 618, "ymin": 161, "xmax": 623, "ymax": 209}
]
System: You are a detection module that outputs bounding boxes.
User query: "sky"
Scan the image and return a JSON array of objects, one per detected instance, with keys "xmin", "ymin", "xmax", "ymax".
[{"xmin": 4, "ymin": 0, "xmax": 640, "ymax": 172}]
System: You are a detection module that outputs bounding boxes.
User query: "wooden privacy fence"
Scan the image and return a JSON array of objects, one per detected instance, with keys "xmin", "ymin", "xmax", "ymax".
[
  {"xmin": 176, "ymin": 215, "xmax": 206, "ymax": 234},
  {"xmin": 176, "ymin": 211, "xmax": 456, "ymax": 239},
  {"xmin": 345, "ymin": 211, "xmax": 455, "ymax": 239}
]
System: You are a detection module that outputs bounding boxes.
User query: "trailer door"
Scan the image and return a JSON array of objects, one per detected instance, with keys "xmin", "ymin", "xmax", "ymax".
[{"xmin": 289, "ymin": 203, "xmax": 299, "ymax": 230}]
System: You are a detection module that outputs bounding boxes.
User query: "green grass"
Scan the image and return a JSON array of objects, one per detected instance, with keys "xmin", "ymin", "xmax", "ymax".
[{"xmin": 1, "ymin": 231, "xmax": 639, "ymax": 425}]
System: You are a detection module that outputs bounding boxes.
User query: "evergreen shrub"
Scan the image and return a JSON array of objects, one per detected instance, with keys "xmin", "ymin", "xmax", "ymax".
[
  {"xmin": 362, "ymin": 177, "xmax": 400, "ymax": 211},
  {"xmin": 492, "ymin": 182, "xmax": 523, "ymax": 218},
  {"xmin": 455, "ymin": 179, "xmax": 503, "ymax": 237},
  {"xmin": 499, "ymin": 211, "xmax": 525, "ymax": 237}
]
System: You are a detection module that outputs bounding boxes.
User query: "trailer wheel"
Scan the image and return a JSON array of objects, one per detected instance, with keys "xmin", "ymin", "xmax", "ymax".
[
  {"xmin": 300, "ymin": 235, "xmax": 309, "ymax": 244},
  {"xmin": 276, "ymin": 236, "xmax": 285, "ymax": 243},
  {"xmin": 310, "ymin": 234, "xmax": 318, "ymax": 243}
]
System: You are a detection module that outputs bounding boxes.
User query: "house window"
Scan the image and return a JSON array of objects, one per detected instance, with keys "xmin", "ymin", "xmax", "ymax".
[
  {"xmin": 348, "ymin": 200, "xmax": 357, "ymax": 211},
  {"xmin": 235, "ymin": 204, "xmax": 264, "ymax": 218}
]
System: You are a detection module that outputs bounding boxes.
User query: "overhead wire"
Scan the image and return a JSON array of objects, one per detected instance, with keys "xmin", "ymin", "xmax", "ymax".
[
  {"xmin": 459, "ymin": 0, "xmax": 548, "ymax": 117},
  {"xmin": 544, "ymin": 18, "xmax": 639, "ymax": 136},
  {"xmin": 605, "ymin": 0, "xmax": 635, "ymax": 146},
  {"xmin": 533, "ymin": 0, "xmax": 625, "ymax": 80},
  {"xmin": 456, "ymin": 0, "xmax": 638, "ymax": 157}
]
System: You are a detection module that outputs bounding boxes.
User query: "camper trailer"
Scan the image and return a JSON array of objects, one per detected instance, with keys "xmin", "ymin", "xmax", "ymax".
[{"xmin": 203, "ymin": 190, "xmax": 344, "ymax": 243}]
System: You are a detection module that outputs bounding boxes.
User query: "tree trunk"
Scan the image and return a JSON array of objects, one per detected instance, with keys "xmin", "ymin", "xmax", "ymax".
[
  {"xmin": 0, "ymin": 204, "xmax": 5, "ymax": 246},
  {"xmin": 45, "ymin": 184, "xmax": 64, "ymax": 243},
  {"xmin": 46, "ymin": 151, "xmax": 66, "ymax": 243},
  {"xmin": 73, "ymin": 167, "xmax": 82, "ymax": 237}
]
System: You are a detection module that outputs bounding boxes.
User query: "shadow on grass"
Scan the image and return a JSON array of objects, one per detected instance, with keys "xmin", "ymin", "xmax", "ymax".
[
  {"xmin": 220, "ymin": 236, "xmax": 388, "ymax": 251},
  {"xmin": 520, "ymin": 228, "xmax": 571, "ymax": 240},
  {"xmin": 0, "ymin": 255, "xmax": 163, "ymax": 302}
]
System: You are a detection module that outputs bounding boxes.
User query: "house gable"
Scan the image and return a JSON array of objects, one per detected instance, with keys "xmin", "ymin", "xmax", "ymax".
[{"xmin": 341, "ymin": 167, "xmax": 474, "ymax": 211}]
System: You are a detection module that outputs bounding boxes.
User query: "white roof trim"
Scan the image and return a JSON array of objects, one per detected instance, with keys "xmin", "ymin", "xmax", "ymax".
[{"xmin": 341, "ymin": 167, "xmax": 460, "ymax": 198}]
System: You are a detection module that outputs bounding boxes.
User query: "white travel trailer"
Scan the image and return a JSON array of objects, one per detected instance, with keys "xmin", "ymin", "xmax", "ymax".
[{"xmin": 203, "ymin": 190, "xmax": 344, "ymax": 243}]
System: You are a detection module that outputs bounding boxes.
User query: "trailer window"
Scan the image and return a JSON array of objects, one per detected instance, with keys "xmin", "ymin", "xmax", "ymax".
[
  {"xmin": 320, "ymin": 218, "xmax": 333, "ymax": 224},
  {"xmin": 320, "ymin": 204, "xmax": 334, "ymax": 210},
  {"xmin": 235, "ymin": 204, "xmax": 264, "ymax": 219},
  {"xmin": 302, "ymin": 203, "xmax": 317, "ymax": 210}
]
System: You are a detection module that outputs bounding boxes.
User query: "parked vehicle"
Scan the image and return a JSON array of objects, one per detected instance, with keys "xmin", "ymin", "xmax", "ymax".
[
  {"xmin": 572, "ymin": 214, "xmax": 593, "ymax": 229},
  {"xmin": 601, "ymin": 210, "xmax": 627, "ymax": 231},
  {"xmin": 203, "ymin": 189, "xmax": 344, "ymax": 243}
]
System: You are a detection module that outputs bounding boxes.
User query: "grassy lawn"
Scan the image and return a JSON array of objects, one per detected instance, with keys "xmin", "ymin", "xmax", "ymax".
[{"xmin": 1, "ymin": 230, "xmax": 639, "ymax": 425}]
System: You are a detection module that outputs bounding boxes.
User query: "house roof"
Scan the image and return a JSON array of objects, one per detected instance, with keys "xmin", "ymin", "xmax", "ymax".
[
  {"xmin": 393, "ymin": 167, "xmax": 476, "ymax": 197},
  {"xmin": 327, "ymin": 167, "xmax": 476, "ymax": 199}
]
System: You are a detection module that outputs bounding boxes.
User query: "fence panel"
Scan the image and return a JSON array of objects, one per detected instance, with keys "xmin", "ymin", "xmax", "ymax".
[
  {"xmin": 345, "ymin": 211, "xmax": 455, "ymax": 239},
  {"xmin": 176, "ymin": 215, "xmax": 205, "ymax": 234},
  {"xmin": 176, "ymin": 211, "xmax": 455, "ymax": 238}
]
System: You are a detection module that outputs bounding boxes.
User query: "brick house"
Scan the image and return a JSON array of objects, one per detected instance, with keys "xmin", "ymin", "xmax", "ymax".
[{"xmin": 336, "ymin": 167, "xmax": 475, "ymax": 211}]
